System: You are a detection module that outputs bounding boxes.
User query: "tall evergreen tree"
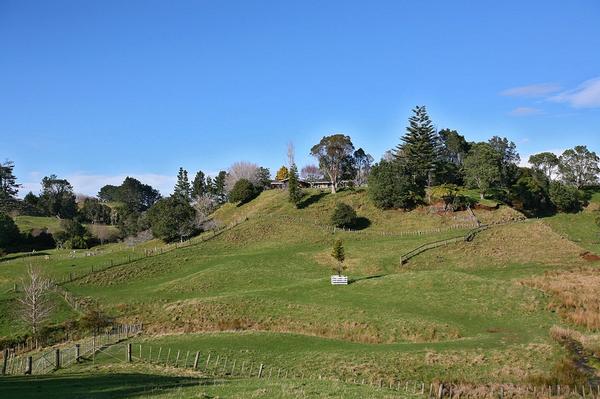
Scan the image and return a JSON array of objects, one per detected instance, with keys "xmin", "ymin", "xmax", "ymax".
[
  {"xmin": 288, "ymin": 164, "xmax": 302, "ymax": 206},
  {"xmin": 212, "ymin": 171, "xmax": 227, "ymax": 203},
  {"xmin": 205, "ymin": 176, "xmax": 214, "ymax": 194},
  {"xmin": 395, "ymin": 106, "xmax": 440, "ymax": 188},
  {"xmin": 0, "ymin": 160, "xmax": 20, "ymax": 200},
  {"xmin": 173, "ymin": 167, "xmax": 191, "ymax": 202},
  {"xmin": 191, "ymin": 170, "xmax": 206, "ymax": 199}
]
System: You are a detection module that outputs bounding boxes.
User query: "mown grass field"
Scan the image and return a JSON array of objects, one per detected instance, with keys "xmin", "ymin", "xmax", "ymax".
[{"xmin": 2, "ymin": 188, "xmax": 600, "ymax": 395}]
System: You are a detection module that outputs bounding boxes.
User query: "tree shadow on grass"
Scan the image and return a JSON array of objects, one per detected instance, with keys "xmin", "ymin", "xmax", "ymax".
[
  {"xmin": 297, "ymin": 192, "xmax": 329, "ymax": 209},
  {"xmin": 350, "ymin": 217, "xmax": 371, "ymax": 230},
  {"xmin": 349, "ymin": 274, "xmax": 386, "ymax": 284},
  {"xmin": 0, "ymin": 252, "xmax": 51, "ymax": 263},
  {"xmin": 0, "ymin": 373, "xmax": 223, "ymax": 399}
]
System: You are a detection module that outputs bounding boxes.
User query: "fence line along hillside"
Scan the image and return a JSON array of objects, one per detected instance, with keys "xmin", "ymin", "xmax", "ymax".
[
  {"xmin": 1, "ymin": 323, "xmax": 142, "ymax": 376},
  {"xmin": 103, "ymin": 340, "xmax": 600, "ymax": 398},
  {"xmin": 10, "ymin": 338, "xmax": 597, "ymax": 398},
  {"xmin": 399, "ymin": 219, "xmax": 535, "ymax": 265},
  {"xmin": 3, "ymin": 216, "xmax": 250, "ymax": 294},
  {"xmin": 258, "ymin": 213, "xmax": 479, "ymax": 236},
  {"xmin": 8, "ymin": 213, "xmax": 475, "ymax": 296}
]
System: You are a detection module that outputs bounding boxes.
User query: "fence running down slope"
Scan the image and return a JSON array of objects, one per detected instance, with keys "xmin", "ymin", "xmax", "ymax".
[{"xmin": 1, "ymin": 323, "xmax": 142, "ymax": 376}]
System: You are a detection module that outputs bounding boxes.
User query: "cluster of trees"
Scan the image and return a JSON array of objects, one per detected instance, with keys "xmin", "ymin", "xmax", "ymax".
[
  {"xmin": 3, "ymin": 109, "xmax": 599, "ymax": 252},
  {"xmin": 225, "ymin": 162, "xmax": 271, "ymax": 206},
  {"xmin": 272, "ymin": 138, "xmax": 373, "ymax": 199},
  {"xmin": 97, "ymin": 177, "xmax": 160, "ymax": 236},
  {"xmin": 365, "ymin": 106, "xmax": 599, "ymax": 215},
  {"xmin": 308, "ymin": 135, "xmax": 374, "ymax": 193}
]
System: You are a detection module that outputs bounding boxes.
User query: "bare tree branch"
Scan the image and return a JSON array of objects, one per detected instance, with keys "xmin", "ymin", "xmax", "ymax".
[{"xmin": 17, "ymin": 265, "xmax": 55, "ymax": 345}]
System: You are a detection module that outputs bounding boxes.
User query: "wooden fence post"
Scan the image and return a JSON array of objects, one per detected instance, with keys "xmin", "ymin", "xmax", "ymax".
[
  {"xmin": 75, "ymin": 344, "xmax": 80, "ymax": 362},
  {"xmin": 258, "ymin": 363, "xmax": 264, "ymax": 378},
  {"xmin": 127, "ymin": 343, "xmax": 132, "ymax": 362},
  {"xmin": 2, "ymin": 349, "xmax": 8, "ymax": 375},
  {"xmin": 25, "ymin": 356, "xmax": 32, "ymax": 375},
  {"xmin": 54, "ymin": 349, "xmax": 60, "ymax": 370},
  {"xmin": 193, "ymin": 352, "xmax": 200, "ymax": 369}
]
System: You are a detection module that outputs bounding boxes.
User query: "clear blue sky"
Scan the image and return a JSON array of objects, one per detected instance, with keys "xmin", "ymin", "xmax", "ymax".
[{"xmin": 1, "ymin": 0, "xmax": 599, "ymax": 195}]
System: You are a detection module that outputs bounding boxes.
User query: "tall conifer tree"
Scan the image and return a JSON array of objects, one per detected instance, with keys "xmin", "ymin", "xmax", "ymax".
[
  {"xmin": 288, "ymin": 164, "xmax": 302, "ymax": 207},
  {"xmin": 0, "ymin": 160, "xmax": 20, "ymax": 200},
  {"xmin": 395, "ymin": 106, "xmax": 440, "ymax": 188},
  {"xmin": 191, "ymin": 170, "xmax": 206, "ymax": 199},
  {"xmin": 174, "ymin": 167, "xmax": 191, "ymax": 202}
]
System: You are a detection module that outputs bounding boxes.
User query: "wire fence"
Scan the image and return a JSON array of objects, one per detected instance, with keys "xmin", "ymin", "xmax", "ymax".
[
  {"xmin": 2, "ymin": 323, "xmax": 597, "ymax": 397},
  {"xmin": 1, "ymin": 323, "xmax": 142, "ymax": 376},
  {"xmin": 258, "ymin": 213, "xmax": 479, "ymax": 237},
  {"xmin": 399, "ymin": 218, "xmax": 535, "ymax": 265},
  {"xmin": 6, "ymin": 216, "xmax": 249, "ymax": 299}
]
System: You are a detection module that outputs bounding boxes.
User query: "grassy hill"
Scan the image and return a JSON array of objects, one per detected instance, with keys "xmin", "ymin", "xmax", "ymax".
[
  {"xmin": 1, "ymin": 188, "xmax": 600, "ymax": 395},
  {"xmin": 13, "ymin": 215, "xmax": 64, "ymax": 234},
  {"xmin": 13, "ymin": 215, "xmax": 119, "ymax": 237}
]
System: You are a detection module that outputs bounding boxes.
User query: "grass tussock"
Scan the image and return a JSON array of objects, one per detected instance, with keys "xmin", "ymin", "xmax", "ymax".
[
  {"xmin": 137, "ymin": 299, "xmax": 462, "ymax": 344},
  {"xmin": 523, "ymin": 268, "xmax": 600, "ymax": 329},
  {"xmin": 526, "ymin": 357, "xmax": 589, "ymax": 387}
]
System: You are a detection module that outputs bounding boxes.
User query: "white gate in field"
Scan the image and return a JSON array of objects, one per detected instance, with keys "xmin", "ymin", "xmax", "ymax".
[{"xmin": 330, "ymin": 275, "xmax": 348, "ymax": 285}]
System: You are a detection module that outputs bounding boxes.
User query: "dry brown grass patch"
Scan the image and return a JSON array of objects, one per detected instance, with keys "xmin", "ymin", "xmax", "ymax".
[
  {"xmin": 415, "ymin": 221, "xmax": 586, "ymax": 269},
  {"xmin": 523, "ymin": 268, "xmax": 600, "ymax": 329}
]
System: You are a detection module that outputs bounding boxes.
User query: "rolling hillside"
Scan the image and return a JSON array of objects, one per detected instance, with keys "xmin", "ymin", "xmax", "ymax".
[{"xmin": 1, "ymin": 188, "xmax": 600, "ymax": 396}]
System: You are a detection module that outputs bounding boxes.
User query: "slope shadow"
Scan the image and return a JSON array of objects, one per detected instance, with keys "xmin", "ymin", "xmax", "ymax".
[
  {"xmin": 0, "ymin": 252, "xmax": 51, "ymax": 263},
  {"xmin": 0, "ymin": 373, "xmax": 222, "ymax": 399},
  {"xmin": 297, "ymin": 192, "xmax": 328, "ymax": 209},
  {"xmin": 351, "ymin": 217, "xmax": 371, "ymax": 230},
  {"xmin": 349, "ymin": 274, "xmax": 386, "ymax": 284}
]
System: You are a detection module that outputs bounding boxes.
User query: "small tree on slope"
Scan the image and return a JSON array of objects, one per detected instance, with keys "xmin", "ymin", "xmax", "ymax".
[
  {"xmin": 331, "ymin": 239, "xmax": 346, "ymax": 276},
  {"xmin": 288, "ymin": 164, "xmax": 302, "ymax": 207}
]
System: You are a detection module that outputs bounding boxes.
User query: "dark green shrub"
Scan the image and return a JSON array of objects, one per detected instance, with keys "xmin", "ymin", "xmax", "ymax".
[
  {"xmin": 549, "ymin": 182, "xmax": 584, "ymax": 213},
  {"xmin": 229, "ymin": 179, "xmax": 260, "ymax": 205},
  {"xmin": 330, "ymin": 203, "xmax": 357, "ymax": 228},
  {"xmin": 0, "ymin": 212, "xmax": 20, "ymax": 250},
  {"xmin": 54, "ymin": 219, "xmax": 91, "ymax": 249},
  {"xmin": 368, "ymin": 160, "xmax": 422, "ymax": 209},
  {"xmin": 147, "ymin": 197, "xmax": 196, "ymax": 242}
]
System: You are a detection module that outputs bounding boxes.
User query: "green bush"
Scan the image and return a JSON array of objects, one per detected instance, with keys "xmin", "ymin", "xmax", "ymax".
[
  {"xmin": 330, "ymin": 203, "xmax": 357, "ymax": 228},
  {"xmin": 147, "ymin": 197, "xmax": 197, "ymax": 242},
  {"xmin": 368, "ymin": 160, "xmax": 422, "ymax": 209},
  {"xmin": 549, "ymin": 182, "xmax": 584, "ymax": 213},
  {"xmin": 54, "ymin": 219, "xmax": 92, "ymax": 249},
  {"xmin": 229, "ymin": 179, "xmax": 260, "ymax": 205},
  {"xmin": 0, "ymin": 212, "xmax": 20, "ymax": 250}
]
